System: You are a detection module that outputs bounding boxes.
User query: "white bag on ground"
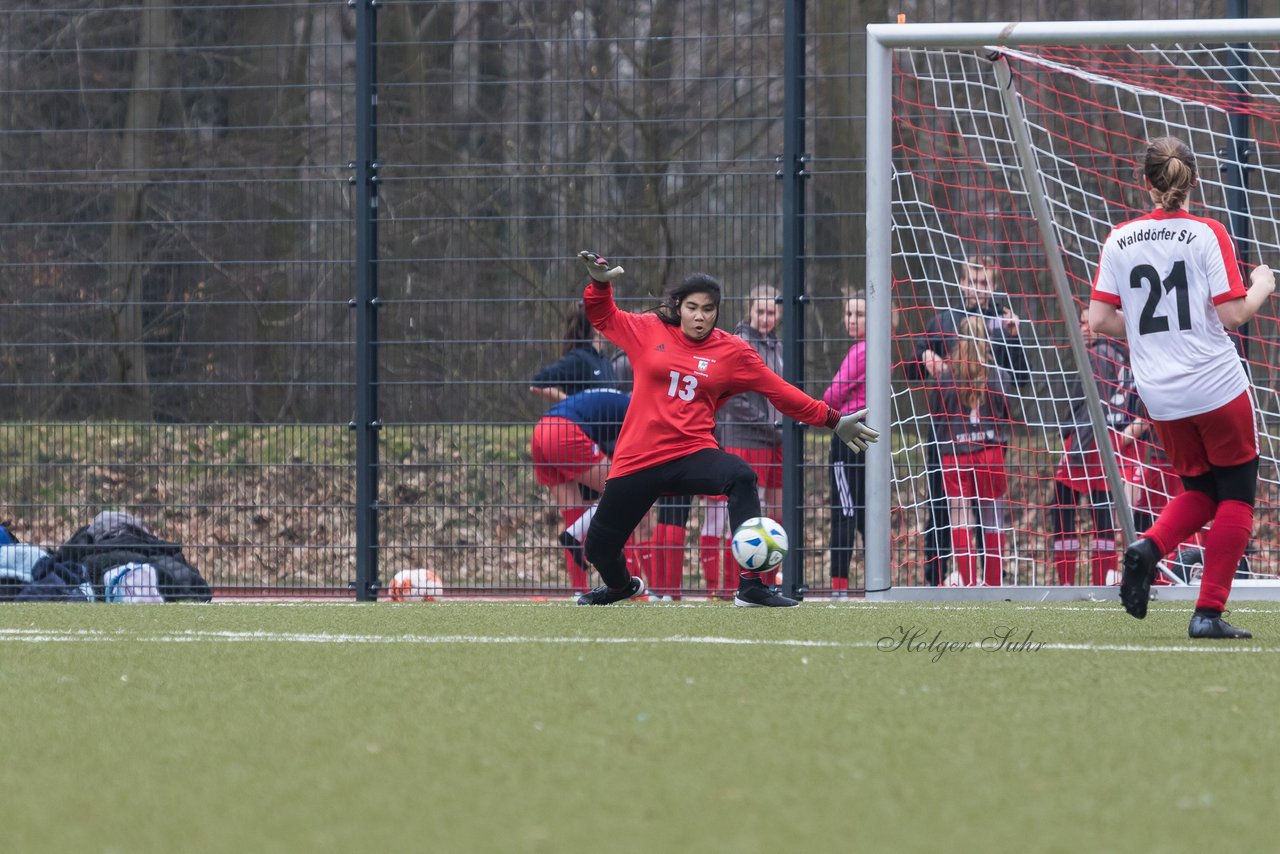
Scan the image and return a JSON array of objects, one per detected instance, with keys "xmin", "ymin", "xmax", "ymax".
[
  {"xmin": 0, "ymin": 544, "xmax": 50, "ymax": 585},
  {"xmin": 103, "ymin": 562, "xmax": 164, "ymax": 603}
]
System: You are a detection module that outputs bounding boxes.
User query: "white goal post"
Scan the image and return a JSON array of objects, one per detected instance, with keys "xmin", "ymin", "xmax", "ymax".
[{"xmin": 864, "ymin": 19, "xmax": 1280, "ymax": 601}]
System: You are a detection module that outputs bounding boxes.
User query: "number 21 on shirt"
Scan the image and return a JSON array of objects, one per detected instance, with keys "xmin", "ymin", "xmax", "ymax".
[{"xmin": 1131, "ymin": 259, "xmax": 1190, "ymax": 335}]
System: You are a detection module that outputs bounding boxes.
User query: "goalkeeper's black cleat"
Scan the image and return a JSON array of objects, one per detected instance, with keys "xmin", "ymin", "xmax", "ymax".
[
  {"xmin": 733, "ymin": 577, "xmax": 799, "ymax": 608},
  {"xmin": 576, "ymin": 576, "xmax": 645, "ymax": 606},
  {"xmin": 1188, "ymin": 610, "xmax": 1253, "ymax": 639},
  {"xmin": 1120, "ymin": 537, "xmax": 1161, "ymax": 619},
  {"xmin": 559, "ymin": 531, "xmax": 587, "ymax": 570}
]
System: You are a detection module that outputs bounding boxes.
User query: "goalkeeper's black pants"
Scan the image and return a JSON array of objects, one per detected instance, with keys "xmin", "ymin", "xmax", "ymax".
[{"xmin": 583, "ymin": 448, "xmax": 760, "ymax": 589}]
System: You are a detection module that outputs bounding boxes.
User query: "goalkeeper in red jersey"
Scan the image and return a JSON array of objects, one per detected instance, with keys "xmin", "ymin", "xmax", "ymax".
[
  {"xmin": 574, "ymin": 251, "xmax": 879, "ymax": 607},
  {"xmin": 1089, "ymin": 136, "xmax": 1275, "ymax": 638}
]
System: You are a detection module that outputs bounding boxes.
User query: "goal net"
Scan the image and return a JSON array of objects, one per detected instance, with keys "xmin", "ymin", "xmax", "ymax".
[{"xmin": 866, "ymin": 21, "xmax": 1280, "ymax": 594}]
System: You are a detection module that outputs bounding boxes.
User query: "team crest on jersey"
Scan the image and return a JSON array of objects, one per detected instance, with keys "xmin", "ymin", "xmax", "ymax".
[{"xmin": 690, "ymin": 355, "xmax": 717, "ymax": 378}]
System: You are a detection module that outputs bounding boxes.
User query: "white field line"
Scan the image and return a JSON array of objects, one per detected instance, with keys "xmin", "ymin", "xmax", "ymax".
[
  {"xmin": 1, "ymin": 627, "xmax": 1278, "ymax": 654},
  {"xmin": 205, "ymin": 600, "xmax": 1280, "ymax": 615}
]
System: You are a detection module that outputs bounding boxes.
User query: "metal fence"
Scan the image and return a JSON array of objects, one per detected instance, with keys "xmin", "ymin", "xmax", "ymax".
[{"xmin": 0, "ymin": 0, "xmax": 1249, "ymax": 599}]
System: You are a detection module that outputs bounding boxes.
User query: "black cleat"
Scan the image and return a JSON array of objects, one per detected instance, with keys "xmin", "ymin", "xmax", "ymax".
[
  {"xmin": 559, "ymin": 531, "xmax": 587, "ymax": 570},
  {"xmin": 576, "ymin": 576, "xmax": 645, "ymax": 606},
  {"xmin": 1188, "ymin": 610, "xmax": 1253, "ymax": 639},
  {"xmin": 734, "ymin": 577, "xmax": 799, "ymax": 608},
  {"xmin": 1120, "ymin": 538, "xmax": 1161, "ymax": 619}
]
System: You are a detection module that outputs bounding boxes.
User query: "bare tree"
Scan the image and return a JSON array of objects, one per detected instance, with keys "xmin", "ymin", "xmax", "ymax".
[{"xmin": 105, "ymin": 0, "xmax": 173, "ymax": 418}]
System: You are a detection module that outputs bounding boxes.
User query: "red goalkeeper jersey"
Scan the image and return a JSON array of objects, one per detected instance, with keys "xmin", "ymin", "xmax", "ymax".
[{"xmin": 584, "ymin": 282, "xmax": 837, "ymax": 478}]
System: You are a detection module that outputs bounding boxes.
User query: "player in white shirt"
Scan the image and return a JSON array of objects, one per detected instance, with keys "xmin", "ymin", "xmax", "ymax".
[{"xmin": 1089, "ymin": 136, "xmax": 1275, "ymax": 638}]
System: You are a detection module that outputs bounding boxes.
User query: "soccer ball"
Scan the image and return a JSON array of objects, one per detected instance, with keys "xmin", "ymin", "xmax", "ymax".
[
  {"xmin": 731, "ymin": 517, "xmax": 788, "ymax": 571},
  {"xmin": 387, "ymin": 568, "xmax": 443, "ymax": 602}
]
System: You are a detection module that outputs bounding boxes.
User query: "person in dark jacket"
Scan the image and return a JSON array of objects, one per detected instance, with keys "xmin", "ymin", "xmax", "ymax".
[
  {"xmin": 530, "ymin": 305, "xmax": 623, "ymax": 593},
  {"xmin": 530, "ymin": 305, "xmax": 617, "ymax": 403},
  {"xmin": 907, "ymin": 256, "xmax": 1029, "ymax": 585},
  {"xmin": 694, "ymin": 285, "xmax": 785, "ymax": 595},
  {"xmin": 1049, "ymin": 310, "xmax": 1145, "ymax": 585},
  {"xmin": 532, "ymin": 389, "xmax": 631, "ymax": 594}
]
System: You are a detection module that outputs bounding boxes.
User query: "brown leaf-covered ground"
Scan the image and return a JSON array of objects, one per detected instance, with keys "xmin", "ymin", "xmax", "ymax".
[{"xmin": 2, "ymin": 424, "xmax": 1274, "ymax": 596}]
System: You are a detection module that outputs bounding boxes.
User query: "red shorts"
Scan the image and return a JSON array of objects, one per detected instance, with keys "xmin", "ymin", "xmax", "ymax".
[
  {"xmin": 942, "ymin": 446, "xmax": 1007, "ymax": 500},
  {"xmin": 1149, "ymin": 390, "xmax": 1257, "ymax": 477},
  {"xmin": 726, "ymin": 444, "xmax": 783, "ymax": 490},
  {"xmin": 531, "ymin": 416, "xmax": 605, "ymax": 486}
]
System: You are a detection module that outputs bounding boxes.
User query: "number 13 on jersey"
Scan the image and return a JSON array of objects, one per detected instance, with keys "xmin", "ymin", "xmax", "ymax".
[{"xmin": 667, "ymin": 371, "xmax": 698, "ymax": 400}]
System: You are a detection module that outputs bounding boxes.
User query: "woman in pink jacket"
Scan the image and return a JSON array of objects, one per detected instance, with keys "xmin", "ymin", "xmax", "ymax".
[{"xmin": 822, "ymin": 294, "xmax": 868, "ymax": 598}]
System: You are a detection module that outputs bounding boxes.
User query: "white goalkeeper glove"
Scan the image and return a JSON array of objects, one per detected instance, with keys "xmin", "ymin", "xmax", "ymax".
[
  {"xmin": 578, "ymin": 251, "xmax": 625, "ymax": 283},
  {"xmin": 835, "ymin": 408, "xmax": 880, "ymax": 453}
]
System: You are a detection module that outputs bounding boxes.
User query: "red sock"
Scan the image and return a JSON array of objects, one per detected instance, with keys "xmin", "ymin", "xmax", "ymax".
[
  {"xmin": 831, "ymin": 576, "xmax": 849, "ymax": 591},
  {"xmin": 1090, "ymin": 539, "xmax": 1117, "ymax": 586},
  {"xmin": 952, "ymin": 527, "xmax": 975, "ymax": 586},
  {"xmin": 1052, "ymin": 537, "xmax": 1078, "ymax": 585},
  {"xmin": 1145, "ymin": 490, "xmax": 1217, "ymax": 555},
  {"xmin": 699, "ymin": 535, "xmax": 723, "ymax": 595},
  {"xmin": 982, "ymin": 531, "xmax": 1004, "ymax": 586},
  {"xmin": 1197, "ymin": 500, "xmax": 1253, "ymax": 613},
  {"xmin": 653, "ymin": 523, "xmax": 685, "ymax": 598},
  {"xmin": 561, "ymin": 507, "xmax": 588, "ymax": 592}
]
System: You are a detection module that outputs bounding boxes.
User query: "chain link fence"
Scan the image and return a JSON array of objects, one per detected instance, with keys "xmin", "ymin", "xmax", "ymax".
[{"xmin": 0, "ymin": 0, "xmax": 1237, "ymax": 597}]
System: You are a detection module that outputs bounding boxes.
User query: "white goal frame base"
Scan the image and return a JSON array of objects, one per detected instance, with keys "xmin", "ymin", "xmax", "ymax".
[{"xmin": 868, "ymin": 581, "xmax": 1280, "ymax": 603}]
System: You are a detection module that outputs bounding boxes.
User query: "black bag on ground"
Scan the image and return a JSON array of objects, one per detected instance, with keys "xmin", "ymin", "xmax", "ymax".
[
  {"xmin": 15, "ymin": 557, "xmax": 94, "ymax": 602},
  {"xmin": 57, "ymin": 519, "xmax": 212, "ymax": 603}
]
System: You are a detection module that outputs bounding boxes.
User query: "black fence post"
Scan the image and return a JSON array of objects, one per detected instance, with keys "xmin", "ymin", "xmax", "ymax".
[
  {"xmin": 352, "ymin": 0, "xmax": 380, "ymax": 601},
  {"xmin": 780, "ymin": 0, "xmax": 808, "ymax": 600}
]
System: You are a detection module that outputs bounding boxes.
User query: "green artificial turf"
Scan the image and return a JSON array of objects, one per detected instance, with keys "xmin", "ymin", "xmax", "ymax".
[{"xmin": 3, "ymin": 600, "xmax": 1277, "ymax": 853}]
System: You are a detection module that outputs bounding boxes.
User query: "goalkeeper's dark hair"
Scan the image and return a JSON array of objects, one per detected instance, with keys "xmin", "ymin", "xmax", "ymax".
[
  {"xmin": 560, "ymin": 305, "xmax": 596, "ymax": 356},
  {"xmin": 1144, "ymin": 137, "xmax": 1197, "ymax": 212},
  {"xmin": 654, "ymin": 273, "xmax": 722, "ymax": 326}
]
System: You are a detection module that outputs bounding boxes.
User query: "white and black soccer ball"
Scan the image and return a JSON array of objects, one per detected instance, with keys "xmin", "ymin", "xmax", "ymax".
[{"xmin": 731, "ymin": 516, "xmax": 788, "ymax": 571}]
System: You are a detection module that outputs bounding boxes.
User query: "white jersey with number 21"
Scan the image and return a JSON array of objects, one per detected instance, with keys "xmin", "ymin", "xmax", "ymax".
[{"xmin": 1091, "ymin": 208, "xmax": 1248, "ymax": 421}]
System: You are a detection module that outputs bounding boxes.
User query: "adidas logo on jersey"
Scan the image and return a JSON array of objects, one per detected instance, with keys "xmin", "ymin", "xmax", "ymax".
[{"xmin": 654, "ymin": 344, "xmax": 665, "ymax": 351}]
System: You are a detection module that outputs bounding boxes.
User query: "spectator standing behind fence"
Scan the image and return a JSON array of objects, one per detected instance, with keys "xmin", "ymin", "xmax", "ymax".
[
  {"xmin": 1049, "ymin": 309, "xmax": 1144, "ymax": 586},
  {"xmin": 910, "ymin": 256, "xmax": 1030, "ymax": 585},
  {"xmin": 530, "ymin": 389, "xmax": 630, "ymax": 594},
  {"xmin": 1089, "ymin": 135, "xmax": 1275, "ymax": 638},
  {"xmin": 529, "ymin": 306, "xmax": 618, "ymax": 403},
  {"xmin": 530, "ymin": 306, "xmax": 621, "ymax": 593},
  {"xmin": 927, "ymin": 315, "xmax": 1014, "ymax": 587},
  {"xmin": 701, "ymin": 285, "xmax": 786, "ymax": 594},
  {"xmin": 822, "ymin": 293, "xmax": 868, "ymax": 600},
  {"xmin": 573, "ymin": 251, "xmax": 878, "ymax": 607}
]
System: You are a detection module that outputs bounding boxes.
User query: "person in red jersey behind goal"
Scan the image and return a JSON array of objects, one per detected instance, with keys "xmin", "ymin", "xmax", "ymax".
[
  {"xmin": 1089, "ymin": 136, "xmax": 1275, "ymax": 638},
  {"xmin": 574, "ymin": 251, "xmax": 879, "ymax": 607}
]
